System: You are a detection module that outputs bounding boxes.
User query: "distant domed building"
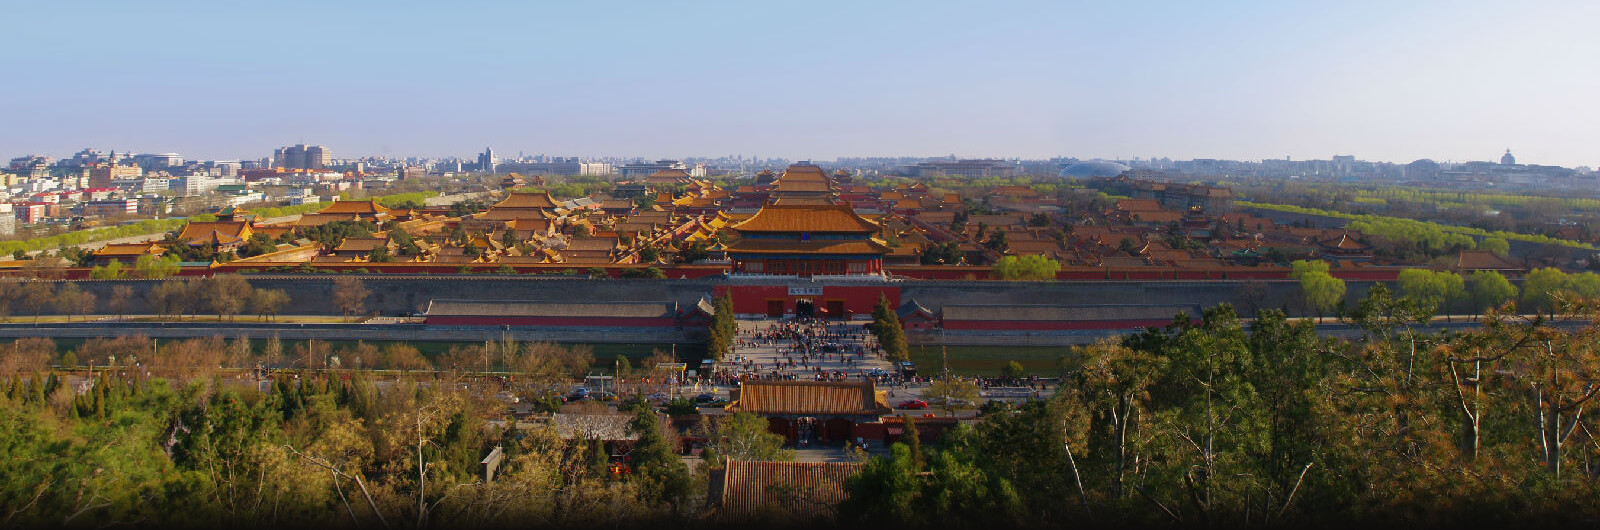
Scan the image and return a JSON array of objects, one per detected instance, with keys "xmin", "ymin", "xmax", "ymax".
[
  {"xmin": 1058, "ymin": 161, "xmax": 1131, "ymax": 178},
  {"xmin": 1405, "ymin": 159, "xmax": 1441, "ymax": 179},
  {"xmin": 1501, "ymin": 149, "xmax": 1516, "ymax": 165}
]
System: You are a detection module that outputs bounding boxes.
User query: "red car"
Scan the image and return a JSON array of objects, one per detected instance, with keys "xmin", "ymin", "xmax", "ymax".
[{"xmin": 898, "ymin": 399, "xmax": 928, "ymax": 410}]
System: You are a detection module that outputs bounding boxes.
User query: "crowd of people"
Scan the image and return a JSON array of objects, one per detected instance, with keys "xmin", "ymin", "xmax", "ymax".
[{"xmin": 709, "ymin": 317, "xmax": 891, "ymax": 383}]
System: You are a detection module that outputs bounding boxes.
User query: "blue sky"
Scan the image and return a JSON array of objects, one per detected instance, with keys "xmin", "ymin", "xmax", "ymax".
[{"xmin": 4, "ymin": 0, "xmax": 1597, "ymax": 167}]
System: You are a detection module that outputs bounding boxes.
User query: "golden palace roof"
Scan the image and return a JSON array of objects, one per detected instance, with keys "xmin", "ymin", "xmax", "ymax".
[
  {"xmin": 724, "ymin": 238, "xmax": 889, "ymax": 256},
  {"xmin": 176, "ymin": 221, "xmax": 253, "ymax": 246},
  {"xmin": 318, "ymin": 199, "xmax": 390, "ymax": 216},
  {"xmin": 775, "ymin": 164, "xmax": 830, "ymax": 183},
  {"xmin": 494, "ymin": 191, "xmax": 561, "ymax": 209},
  {"xmin": 93, "ymin": 242, "xmax": 164, "ymax": 257},
  {"xmin": 730, "ymin": 202, "xmax": 880, "ymax": 234}
]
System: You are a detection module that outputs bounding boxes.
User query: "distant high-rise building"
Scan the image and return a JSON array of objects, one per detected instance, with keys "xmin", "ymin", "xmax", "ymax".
[
  {"xmin": 478, "ymin": 147, "xmax": 497, "ymax": 174},
  {"xmin": 1501, "ymin": 149, "xmax": 1516, "ymax": 165},
  {"xmin": 273, "ymin": 144, "xmax": 331, "ymax": 170},
  {"xmin": 0, "ymin": 203, "xmax": 13, "ymax": 237},
  {"xmin": 305, "ymin": 145, "xmax": 331, "ymax": 169}
]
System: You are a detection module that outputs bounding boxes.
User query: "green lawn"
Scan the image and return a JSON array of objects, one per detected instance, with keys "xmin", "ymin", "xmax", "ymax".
[{"xmin": 908, "ymin": 345, "xmax": 1076, "ymax": 377}]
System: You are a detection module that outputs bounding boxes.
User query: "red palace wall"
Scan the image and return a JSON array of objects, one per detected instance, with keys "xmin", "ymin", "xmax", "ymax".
[{"xmin": 713, "ymin": 284, "xmax": 900, "ymax": 319}]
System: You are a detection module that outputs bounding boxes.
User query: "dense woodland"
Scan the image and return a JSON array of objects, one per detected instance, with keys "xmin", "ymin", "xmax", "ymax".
[{"xmin": 4, "ymin": 284, "xmax": 1600, "ymax": 527}]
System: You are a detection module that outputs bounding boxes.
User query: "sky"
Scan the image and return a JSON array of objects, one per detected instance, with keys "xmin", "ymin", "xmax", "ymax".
[{"xmin": 4, "ymin": 0, "xmax": 1598, "ymax": 167}]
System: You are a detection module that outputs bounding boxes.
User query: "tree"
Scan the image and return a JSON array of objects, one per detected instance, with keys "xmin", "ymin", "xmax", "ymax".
[
  {"xmin": 1467, "ymin": 270, "xmax": 1518, "ymax": 318},
  {"xmin": 1243, "ymin": 309, "xmax": 1327, "ymax": 518},
  {"xmin": 90, "ymin": 260, "xmax": 127, "ymax": 279},
  {"xmin": 1118, "ymin": 237, "xmax": 1141, "ymax": 255},
  {"xmin": 869, "ymin": 295, "xmax": 910, "ymax": 362},
  {"xmin": 1232, "ymin": 280, "xmax": 1269, "ymax": 317},
  {"xmin": 919, "ymin": 242, "xmax": 963, "ymax": 265},
  {"xmin": 390, "ymin": 229, "xmax": 422, "ymax": 257},
  {"xmin": 704, "ymin": 412, "xmax": 792, "ymax": 463},
  {"xmin": 0, "ymin": 277, "xmax": 18, "ymax": 321},
  {"xmin": 926, "ymin": 378, "xmax": 980, "ymax": 411},
  {"xmin": 1001, "ymin": 360, "xmax": 1026, "ymax": 381},
  {"xmin": 840, "ymin": 442, "xmax": 1023, "ymax": 528},
  {"xmin": 1521, "ymin": 267, "xmax": 1570, "ymax": 315},
  {"xmin": 1289, "ymin": 259, "xmax": 1329, "ymax": 280},
  {"xmin": 134, "ymin": 254, "xmax": 180, "ymax": 279},
  {"xmin": 53, "ymin": 283, "xmax": 96, "ymax": 322},
  {"xmin": 366, "ymin": 246, "xmax": 394, "ymax": 263},
  {"xmin": 1397, "ymin": 269, "xmax": 1464, "ymax": 321},
  {"xmin": 238, "ymin": 233, "xmax": 276, "ymax": 258},
  {"xmin": 1298, "ymin": 270, "xmax": 1345, "ymax": 321},
  {"xmin": 251, "ymin": 289, "xmax": 290, "ymax": 321},
  {"xmin": 1568, "ymin": 271, "xmax": 1600, "ymax": 300},
  {"xmin": 1077, "ymin": 338, "xmax": 1165, "ymax": 499},
  {"xmin": 331, "ymin": 277, "xmax": 369, "ymax": 321},
  {"xmin": 262, "ymin": 333, "xmax": 284, "ymax": 366},
  {"xmin": 148, "ymin": 279, "xmax": 193, "ymax": 321},
  {"xmin": 108, "ymin": 285, "xmax": 134, "ymax": 321},
  {"xmin": 1436, "ymin": 270, "xmax": 1466, "ymax": 320},
  {"xmin": 57, "ymin": 246, "xmax": 92, "ymax": 267},
  {"xmin": 615, "ymin": 356, "xmax": 632, "ymax": 379},
  {"xmin": 18, "ymin": 281, "xmax": 54, "ymax": 323},
  {"xmin": 381, "ymin": 343, "xmax": 430, "ymax": 371},
  {"xmin": 1523, "ymin": 323, "xmax": 1600, "ymax": 477},
  {"xmin": 679, "ymin": 240, "xmax": 710, "ymax": 263},
  {"xmin": 984, "ymin": 229, "xmax": 1009, "ymax": 253},
  {"xmin": 706, "ymin": 294, "xmax": 736, "ymax": 361},
  {"xmin": 626, "ymin": 406, "xmax": 691, "ymax": 511},
  {"xmin": 637, "ymin": 245, "xmax": 660, "ymax": 264},
  {"xmin": 203, "ymin": 274, "xmax": 253, "ymax": 321},
  {"xmin": 300, "ymin": 219, "xmax": 374, "ymax": 252},
  {"xmin": 991, "ymin": 255, "xmax": 1060, "ymax": 281}
]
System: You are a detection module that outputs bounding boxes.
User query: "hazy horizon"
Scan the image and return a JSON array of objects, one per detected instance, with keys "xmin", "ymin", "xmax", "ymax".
[{"xmin": 5, "ymin": 1, "xmax": 1597, "ymax": 167}]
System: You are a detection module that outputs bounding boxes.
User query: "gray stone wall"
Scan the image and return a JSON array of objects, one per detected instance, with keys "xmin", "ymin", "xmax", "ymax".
[{"xmin": 11, "ymin": 276, "xmax": 1384, "ymax": 319}]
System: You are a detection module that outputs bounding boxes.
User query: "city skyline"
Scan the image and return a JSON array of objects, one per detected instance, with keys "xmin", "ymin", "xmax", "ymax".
[
  {"xmin": 9, "ymin": 144, "xmax": 1574, "ymax": 171},
  {"xmin": 4, "ymin": 1, "xmax": 1598, "ymax": 167}
]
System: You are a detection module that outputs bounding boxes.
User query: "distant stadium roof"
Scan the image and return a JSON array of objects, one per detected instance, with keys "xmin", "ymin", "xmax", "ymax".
[{"xmin": 1058, "ymin": 161, "xmax": 1131, "ymax": 178}]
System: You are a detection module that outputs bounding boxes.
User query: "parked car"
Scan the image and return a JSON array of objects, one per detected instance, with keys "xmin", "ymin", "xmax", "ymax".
[
  {"xmin": 647, "ymin": 392, "xmax": 670, "ymax": 403},
  {"xmin": 897, "ymin": 399, "xmax": 929, "ymax": 410},
  {"xmin": 568, "ymin": 387, "xmax": 591, "ymax": 401},
  {"xmin": 693, "ymin": 393, "xmax": 718, "ymax": 404}
]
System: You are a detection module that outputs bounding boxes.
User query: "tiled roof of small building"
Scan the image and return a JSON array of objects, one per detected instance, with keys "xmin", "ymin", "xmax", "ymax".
[
  {"xmin": 727, "ymin": 380, "xmax": 890, "ymax": 416},
  {"xmin": 711, "ymin": 460, "xmax": 866, "ymax": 521}
]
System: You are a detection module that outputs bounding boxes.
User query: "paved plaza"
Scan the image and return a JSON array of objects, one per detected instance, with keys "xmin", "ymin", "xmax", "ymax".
[{"xmin": 714, "ymin": 318, "xmax": 896, "ymax": 384}]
